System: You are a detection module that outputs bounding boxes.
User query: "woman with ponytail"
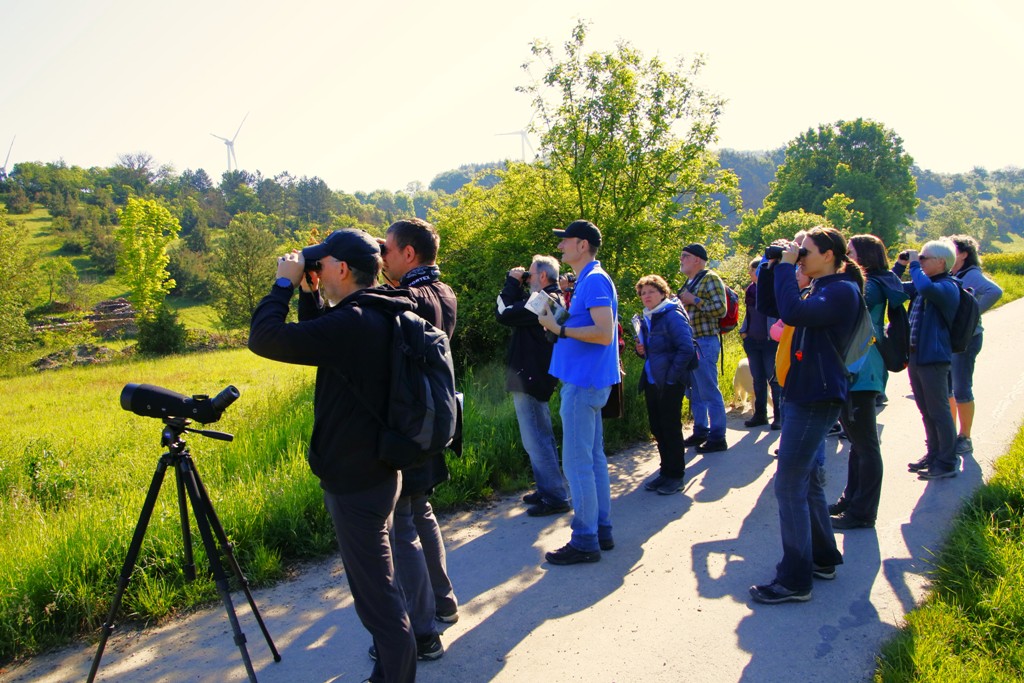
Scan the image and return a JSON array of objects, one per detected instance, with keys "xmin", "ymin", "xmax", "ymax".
[{"xmin": 751, "ymin": 226, "xmax": 862, "ymax": 604}]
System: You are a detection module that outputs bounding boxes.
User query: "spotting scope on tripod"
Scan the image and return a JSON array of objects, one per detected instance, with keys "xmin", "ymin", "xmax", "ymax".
[{"xmin": 87, "ymin": 383, "xmax": 280, "ymax": 683}]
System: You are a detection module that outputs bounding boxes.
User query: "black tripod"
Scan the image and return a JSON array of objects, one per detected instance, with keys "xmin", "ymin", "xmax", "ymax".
[{"xmin": 87, "ymin": 418, "xmax": 281, "ymax": 682}]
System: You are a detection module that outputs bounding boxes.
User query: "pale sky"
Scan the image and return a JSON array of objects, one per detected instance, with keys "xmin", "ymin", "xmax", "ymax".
[{"xmin": 2, "ymin": 0, "xmax": 1022, "ymax": 193}]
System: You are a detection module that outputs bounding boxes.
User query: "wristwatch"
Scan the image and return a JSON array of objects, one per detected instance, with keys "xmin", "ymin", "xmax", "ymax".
[
  {"xmin": 559, "ymin": 324, "xmax": 567, "ymax": 339},
  {"xmin": 275, "ymin": 277, "xmax": 294, "ymax": 289}
]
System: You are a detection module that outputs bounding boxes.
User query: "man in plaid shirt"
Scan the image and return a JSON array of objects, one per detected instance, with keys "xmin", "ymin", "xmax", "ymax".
[{"xmin": 677, "ymin": 243, "xmax": 730, "ymax": 453}]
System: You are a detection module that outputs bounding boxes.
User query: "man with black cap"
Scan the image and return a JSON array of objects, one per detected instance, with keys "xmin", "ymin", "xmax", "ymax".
[
  {"xmin": 536, "ymin": 220, "xmax": 619, "ymax": 565},
  {"xmin": 678, "ymin": 242, "xmax": 730, "ymax": 453},
  {"xmin": 249, "ymin": 229, "xmax": 417, "ymax": 683}
]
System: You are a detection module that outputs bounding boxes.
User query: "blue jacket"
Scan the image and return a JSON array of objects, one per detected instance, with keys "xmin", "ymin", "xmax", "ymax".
[
  {"xmin": 904, "ymin": 263, "xmax": 959, "ymax": 365},
  {"xmin": 636, "ymin": 299, "xmax": 695, "ymax": 392},
  {"xmin": 851, "ymin": 271, "xmax": 910, "ymax": 392},
  {"xmin": 757, "ymin": 262, "xmax": 860, "ymax": 405}
]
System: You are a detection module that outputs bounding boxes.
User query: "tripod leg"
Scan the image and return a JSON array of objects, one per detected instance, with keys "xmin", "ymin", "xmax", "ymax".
[
  {"xmin": 178, "ymin": 458, "xmax": 259, "ymax": 683},
  {"xmin": 175, "ymin": 464, "xmax": 196, "ymax": 581},
  {"xmin": 87, "ymin": 457, "xmax": 171, "ymax": 683},
  {"xmin": 189, "ymin": 458, "xmax": 281, "ymax": 661}
]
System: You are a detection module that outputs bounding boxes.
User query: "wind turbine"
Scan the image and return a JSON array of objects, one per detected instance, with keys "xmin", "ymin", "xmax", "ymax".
[
  {"xmin": 0, "ymin": 136, "xmax": 14, "ymax": 181},
  {"xmin": 210, "ymin": 113, "xmax": 248, "ymax": 172},
  {"xmin": 496, "ymin": 115, "xmax": 535, "ymax": 162}
]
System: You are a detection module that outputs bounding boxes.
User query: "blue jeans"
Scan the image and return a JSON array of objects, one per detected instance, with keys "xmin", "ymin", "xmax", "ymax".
[
  {"xmin": 512, "ymin": 392, "xmax": 569, "ymax": 506},
  {"xmin": 559, "ymin": 383, "xmax": 613, "ymax": 552},
  {"xmin": 950, "ymin": 331, "xmax": 983, "ymax": 402},
  {"xmin": 774, "ymin": 400, "xmax": 844, "ymax": 592},
  {"xmin": 687, "ymin": 335, "xmax": 727, "ymax": 441},
  {"xmin": 743, "ymin": 337, "xmax": 780, "ymax": 422}
]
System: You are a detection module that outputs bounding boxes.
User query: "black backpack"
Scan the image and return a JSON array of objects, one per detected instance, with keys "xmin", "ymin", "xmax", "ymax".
[
  {"xmin": 868, "ymin": 276, "xmax": 910, "ymax": 373},
  {"xmin": 943, "ymin": 279, "xmax": 981, "ymax": 355},
  {"xmin": 346, "ymin": 310, "xmax": 458, "ymax": 470}
]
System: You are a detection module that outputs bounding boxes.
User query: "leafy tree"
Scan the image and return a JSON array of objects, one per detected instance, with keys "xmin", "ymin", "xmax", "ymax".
[
  {"xmin": 822, "ymin": 193, "xmax": 864, "ymax": 233},
  {"xmin": 213, "ymin": 212, "xmax": 279, "ymax": 329},
  {"xmin": 921, "ymin": 191, "xmax": 997, "ymax": 246},
  {"xmin": 754, "ymin": 118, "xmax": 916, "ymax": 247},
  {"xmin": 520, "ymin": 20, "xmax": 739, "ymax": 281},
  {"xmin": 733, "ymin": 208, "xmax": 832, "ymax": 256},
  {"xmin": 114, "ymin": 197, "xmax": 181, "ymax": 321},
  {"xmin": 39, "ymin": 256, "xmax": 80, "ymax": 305},
  {"xmin": 0, "ymin": 205, "xmax": 34, "ymax": 353}
]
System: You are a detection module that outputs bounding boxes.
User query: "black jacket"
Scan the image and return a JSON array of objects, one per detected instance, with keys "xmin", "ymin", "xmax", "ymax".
[
  {"xmin": 248, "ymin": 284, "xmax": 417, "ymax": 495},
  {"xmin": 495, "ymin": 276, "xmax": 559, "ymax": 401}
]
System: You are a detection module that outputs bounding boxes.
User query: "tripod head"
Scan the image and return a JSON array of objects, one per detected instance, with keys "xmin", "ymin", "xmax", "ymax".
[{"xmin": 162, "ymin": 417, "xmax": 234, "ymax": 450}]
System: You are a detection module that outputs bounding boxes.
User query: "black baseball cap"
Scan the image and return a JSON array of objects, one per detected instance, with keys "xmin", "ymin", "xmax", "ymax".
[
  {"xmin": 302, "ymin": 229, "xmax": 380, "ymax": 264},
  {"xmin": 553, "ymin": 220, "xmax": 602, "ymax": 247}
]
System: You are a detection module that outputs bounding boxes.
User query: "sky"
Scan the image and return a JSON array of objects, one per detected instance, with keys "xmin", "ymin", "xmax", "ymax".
[{"xmin": 2, "ymin": 0, "xmax": 1022, "ymax": 193}]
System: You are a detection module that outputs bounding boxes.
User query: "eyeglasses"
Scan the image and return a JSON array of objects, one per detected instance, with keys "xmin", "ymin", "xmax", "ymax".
[{"xmin": 918, "ymin": 255, "xmax": 936, "ymax": 261}]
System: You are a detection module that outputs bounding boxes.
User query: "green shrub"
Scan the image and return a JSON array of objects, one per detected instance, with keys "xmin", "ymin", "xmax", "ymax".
[
  {"xmin": 136, "ymin": 305, "xmax": 187, "ymax": 355},
  {"xmin": 984, "ymin": 252, "xmax": 1024, "ymax": 275}
]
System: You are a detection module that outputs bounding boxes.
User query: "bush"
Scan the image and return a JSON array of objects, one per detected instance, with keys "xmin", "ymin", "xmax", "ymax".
[
  {"xmin": 136, "ymin": 305, "xmax": 187, "ymax": 355},
  {"xmin": 985, "ymin": 252, "xmax": 1024, "ymax": 275}
]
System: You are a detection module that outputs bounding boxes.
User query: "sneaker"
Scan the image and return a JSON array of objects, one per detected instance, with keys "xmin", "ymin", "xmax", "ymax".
[
  {"xmin": 749, "ymin": 580, "xmax": 811, "ymax": 604},
  {"xmin": 875, "ymin": 393, "xmax": 888, "ymax": 407},
  {"xmin": 682, "ymin": 434, "xmax": 707, "ymax": 448},
  {"xmin": 918, "ymin": 464, "xmax": 958, "ymax": 480},
  {"xmin": 369, "ymin": 633, "xmax": 445, "ymax": 662},
  {"xmin": 955, "ymin": 435, "xmax": 973, "ymax": 456},
  {"xmin": 545, "ymin": 543, "xmax": 600, "ymax": 565},
  {"xmin": 828, "ymin": 498, "xmax": 848, "ymax": 516},
  {"xmin": 830, "ymin": 512, "xmax": 874, "ymax": 530},
  {"xmin": 522, "ymin": 490, "xmax": 542, "ymax": 505},
  {"xmin": 526, "ymin": 500, "xmax": 572, "ymax": 517},
  {"xmin": 600, "ymin": 537, "xmax": 615, "ymax": 551},
  {"xmin": 812, "ymin": 564, "xmax": 836, "ymax": 580},
  {"xmin": 643, "ymin": 473, "xmax": 666, "ymax": 491},
  {"xmin": 655, "ymin": 477, "xmax": 684, "ymax": 495},
  {"xmin": 907, "ymin": 456, "xmax": 931, "ymax": 473},
  {"xmin": 744, "ymin": 416, "xmax": 769, "ymax": 428},
  {"xmin": 435, "ymin": 606, "xmax": 459, "ymax": 624},
  {"xmin": 770, "ymin": 420, "xmax": 782, "ymax": 430},
  {"xmin": 696, "ymin": 438, "xmax": 729, "ymax": 453}
]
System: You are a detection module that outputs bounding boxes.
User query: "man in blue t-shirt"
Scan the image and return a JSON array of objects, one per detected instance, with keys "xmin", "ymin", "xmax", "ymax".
[{"xmin": 536, "ymin": 220, "xmax": 620, "ymax": 565}]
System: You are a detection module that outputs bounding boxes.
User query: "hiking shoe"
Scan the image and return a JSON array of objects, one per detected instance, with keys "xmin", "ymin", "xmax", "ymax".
[
  {"xmin": 828, "ymin": 498, "xmax": 849, "ymax": 516},
  {"xmin": 907, "ymin": 456, "xmax": 931, "ymax": 473},
  {"xmin": 526, "ymin": 500, "xmax": 571, "ymax": 517},
  {"xmin": 749, "ymin": 580, "xmax": 811, "ymax": 604},
  {"xmin": 696, "ymin": 439, "xmax": 729, "ymax": 453},
  {"xmin": 435, "ymin": 606, "xmax": 459, "ymax": 624},
  {"xmin": 643, "ymin": 473, "xmax": 666, "ymax": 491},
  {"xmin": 770, "ymin": 420, "xmax": 782, "ymax": 430},
  {"xmin": 744, "ymin": 416, "xmax": 769, "ymax": 428},
  {"xmin": 812, "ymin": 564, "xmax": 836, "ymax": 580},
  {"xmin": 545, "ymin": 543, "xmax": 600, "ymax": 565},
  {"xmin": 655, "ymin": 477, "xmax": 685, "ymax": 495},
  {"xmin": 369, "ymin": 633, "xmax": 445, "ymax": 662},
  {"xmin": 682, "ymin": 434, "xmax": 707, "ymax": 448},
  {"xmin": 955, "ymin": 435, "xmax": 973, "ymax": 456},
  {"xmin": 522, "ymin": 490, "xmax": 542, "ymax": 505},
  {"xmin": 919, "ymin": 464, "xmax": 958, "ymax": 480},
  {"xmin": 830, "ymin": 512, "xmax": 874, "ymax": 530},
  {"xmin": 599, "ymin": 537, "xmax": 615, "ymax": 551}
]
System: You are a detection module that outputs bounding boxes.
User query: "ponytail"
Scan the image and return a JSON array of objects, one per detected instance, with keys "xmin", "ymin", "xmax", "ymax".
[{"xmin": 841, "ymin": 254, "xmax": 866, "ymax": 296}]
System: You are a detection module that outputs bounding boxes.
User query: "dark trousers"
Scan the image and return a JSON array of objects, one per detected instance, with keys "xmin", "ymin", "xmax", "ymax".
[
  {"xmin": 908, "ymin": 356, "xmax": 956, "ymax": 469},
  {"xmin": 743, "ymin": 338, "xmax": 781, "ymax": 422},
  {"xmin": 643, "ymin": 382, "xmax": 687, "ymax": 479},
  {"xmin": 838, "ymin": 390, "xmax": 883, "ymax": 521},
  {"xmin": 324, "ymin": 475, "xmax": 416, "ymax": 683}
]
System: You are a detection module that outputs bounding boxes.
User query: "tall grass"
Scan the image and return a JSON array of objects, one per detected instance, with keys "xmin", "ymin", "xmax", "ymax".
[{"xmin": 875, "ymin": 424, "xmax": 1024, "ymax": 682}]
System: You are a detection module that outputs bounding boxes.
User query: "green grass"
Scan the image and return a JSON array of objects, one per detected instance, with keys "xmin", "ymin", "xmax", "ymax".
[
  {"xmin": 992, "ymin": 233, "xmax": 1024, "ymax": 254},
  {"xmin": 875, "ymin": 423, "xmax": 1024, "ymax": 682}
]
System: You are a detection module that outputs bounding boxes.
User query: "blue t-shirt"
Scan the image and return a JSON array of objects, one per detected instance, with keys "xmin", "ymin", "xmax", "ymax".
[{"xmin": 549, "ymin": 260, "xmax": 620, "ymax": 388}]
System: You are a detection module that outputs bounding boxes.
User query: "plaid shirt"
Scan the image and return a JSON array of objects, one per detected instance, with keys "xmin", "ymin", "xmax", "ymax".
[{"xmin": 680, "ymin": 269, "xmax": 727, "ymax": 338}]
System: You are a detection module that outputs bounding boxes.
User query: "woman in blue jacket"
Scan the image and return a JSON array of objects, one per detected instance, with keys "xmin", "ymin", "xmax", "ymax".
[
  {"xmin": 634, "ymin": 274, "xmax": 696, "ymax": 496},
  {"xmin": 751, "ymin": 227, "xmax": 862, "ymax": 604},
  {"xmin": 830, "ymin": 235, "xmax": 909, "ymax": 529}
]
